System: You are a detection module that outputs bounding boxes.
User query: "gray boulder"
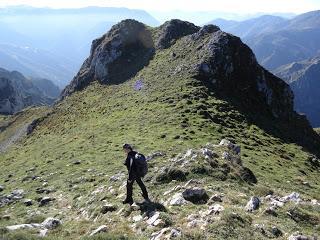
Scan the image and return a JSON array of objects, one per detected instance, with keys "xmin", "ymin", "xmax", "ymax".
[
  {"xmin": 182, "ymin": 187, "xmax": 209, "ymax": 204},
  {"xmin": 245, "ymin": 196, "xmax": 260, "ymax": 211}
]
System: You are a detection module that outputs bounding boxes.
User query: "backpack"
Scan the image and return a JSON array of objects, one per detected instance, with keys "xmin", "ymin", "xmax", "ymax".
[{"xmin": 134, "ymin": 153, "xmax": 148, "ymax": 177}]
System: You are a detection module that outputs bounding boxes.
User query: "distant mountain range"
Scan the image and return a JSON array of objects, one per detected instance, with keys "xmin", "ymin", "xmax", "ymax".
[
  {"xmin": 0, "ymin": 68, "xmax": 60, "ymax": 114},
  {"xmin": 210, "ymin": 10, "xmax": 320, "ymax": 70},
  {"xmin": 275, "ymin": 56, "xmax": 320, "ymax": 127},
  {"xmin": 0, "ymin": 6, "xmax": 159, "ymax": 87}
]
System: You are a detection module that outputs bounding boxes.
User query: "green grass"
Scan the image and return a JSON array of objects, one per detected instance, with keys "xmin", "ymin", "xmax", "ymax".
[{"xmin": 0, "ymin": 26, "xmax": 320, "ymax": 239}]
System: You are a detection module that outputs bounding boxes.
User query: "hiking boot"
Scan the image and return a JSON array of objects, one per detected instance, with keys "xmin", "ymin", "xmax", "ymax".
[{"xmin": 122, "ymin": 199, "xmax": 134, "ymax": 205}]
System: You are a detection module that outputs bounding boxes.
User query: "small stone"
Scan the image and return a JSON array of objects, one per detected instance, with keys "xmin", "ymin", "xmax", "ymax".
[
  {"xmin": 264, "ymin": 207, "xmax": 277, "ymax": 216},
  {"xmin": 0, "ymin": 185, "xmax": 4, "ymax": 192},
  {"xmin": 72, "ymin": 160, "xmax": 81, "ymax": 165},
  {"xmin": 23, "ymin": 199, "xmax": 33, "ymax": 206},
  {"xmin": 1, "ymin": 215, "xmax": 10, "ymax": 220},
  {"xmin": 42, "ymin": 218, "xmax": 61, "ymax": 229},
  {"xmin": 187, "ymin": 219, "xmax": 207, "ymax": 230},
  {"xmin": 101, "ymin": 204, "xmax": 117, "ymax": 213},
  {"xmin": 209, "ymin": 193, "xmax": 223, "ymax": 202},
  {"xmin": 130, "ymin": 202, "xmax": 140, "ymax": 210},
  {"xmin": 89, "ymin": 225, "xmax": 108, "ymax": 236},
  {"xmin": 169, "ymin": 193, "xmax": 187, "ymax": 206},
  {"xmin": 153, "ymin": 219, "xmax": 165, "ymax": 227},
  {"xmin": 39, "ymin": 196, "xmax": 54, "ymax": 206},
  {"xmin": 245, "ymin": 196, "xmax": 260, "ymax": 212},
  {"xmin": 132, "ymin": 215, "xmax": 143, "ymax": 222},
  {"xmin": 288, "ymin": 232, "xmax": 310, "ymax": 240},
  {"xmin": 207, "ymin": 204, "xmax": 224, "ymax": 215},
  {"xmin": 147, "ymin": 211, "xmax": 160, "ymax": 225},
  {"xmin": 271, "ymin": 226, "xmax": 282, "ymax": 237},
  {"xmin": 39, "ymin": 229, "xmax": 48, "ymax": 237},
  {"xmin": 280, "ymin": 192, "xmax": 300, "ymax": 203}
]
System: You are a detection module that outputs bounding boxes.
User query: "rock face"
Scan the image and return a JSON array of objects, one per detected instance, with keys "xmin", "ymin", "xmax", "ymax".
[
  {"xmin": 275, "ymin": 56, "xmax": 320, "ymax": 127},
  {"xmin": 60, "ymin": 19, "xmax": 155, "ymax": 99},
  {"xmin": 0, "ymin": 68, "xmax": 57, "ymax": 114},
  {"xmin": 155, "ymin": 19, "xmax": 200, "ymax": 49}
]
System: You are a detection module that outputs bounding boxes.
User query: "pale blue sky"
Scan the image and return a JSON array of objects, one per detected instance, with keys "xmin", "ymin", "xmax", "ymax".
[{"xmin": 0, "ymin": 0, "xmax": 319, "ymax": 14}]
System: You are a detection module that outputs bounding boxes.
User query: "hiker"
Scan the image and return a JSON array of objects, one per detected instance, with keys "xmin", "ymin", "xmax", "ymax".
[{"xmin": 122, "ymin": 143, "xmax": 149, "ymax": 205}]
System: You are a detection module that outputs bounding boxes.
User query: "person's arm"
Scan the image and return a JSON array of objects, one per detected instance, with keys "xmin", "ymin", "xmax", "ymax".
[{"xmin": 128, "ymin": 156, "xmax": 134, "ymax": 181}]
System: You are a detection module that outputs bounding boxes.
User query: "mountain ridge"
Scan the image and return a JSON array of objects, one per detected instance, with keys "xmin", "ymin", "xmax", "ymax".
[{"xmin": 0, "ymin": 19, "xmax": 319, "ymax": 240}]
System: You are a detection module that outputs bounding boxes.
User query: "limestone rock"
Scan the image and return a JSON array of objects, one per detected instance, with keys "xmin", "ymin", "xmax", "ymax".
[
  {"xmin": 89, "ymin": 225, "xmax": 108, "ymax": 236},
  {"xmin": 245, "ymin": 196, "xmax": 260, "ymax": 211},
  {"xmin": 42, "ymin": 218, "xmax": 61, "ymax": 229}
]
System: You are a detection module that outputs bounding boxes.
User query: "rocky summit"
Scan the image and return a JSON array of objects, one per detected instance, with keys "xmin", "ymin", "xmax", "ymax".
[{"xmin": 0, "ymin": 19, "xmax": 319, "ymax": 240}]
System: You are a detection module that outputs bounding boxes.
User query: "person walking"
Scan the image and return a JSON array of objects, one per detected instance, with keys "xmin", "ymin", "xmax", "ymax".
[{"xmin": 122, "ymin": 143, "xmax": 149, "ymax": 205}]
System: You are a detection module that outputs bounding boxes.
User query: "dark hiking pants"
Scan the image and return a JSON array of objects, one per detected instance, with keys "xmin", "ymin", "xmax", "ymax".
[{"xmin": 126, "ymin": 176, "xmax": 148, "ymax": 201}]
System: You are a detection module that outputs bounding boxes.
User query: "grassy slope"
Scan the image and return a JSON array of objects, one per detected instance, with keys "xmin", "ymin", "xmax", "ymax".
[{"xmin": 0, "ymin": 32, "xmax": 319, "ymax": 239}]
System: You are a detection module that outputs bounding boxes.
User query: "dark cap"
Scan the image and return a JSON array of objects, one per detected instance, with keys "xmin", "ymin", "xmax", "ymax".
[{"xmin": 122, "ymin": 143, "xmax": 132, "ymax": 150}]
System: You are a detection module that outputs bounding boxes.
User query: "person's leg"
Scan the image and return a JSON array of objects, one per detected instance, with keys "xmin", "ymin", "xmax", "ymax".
[
  {"xmin": 136, "ymin": 177, "xmax": 149, "ymax": 200},
  {"xmin": 123, "ymin": 179, "xmax": 135, "ymax": 204}
]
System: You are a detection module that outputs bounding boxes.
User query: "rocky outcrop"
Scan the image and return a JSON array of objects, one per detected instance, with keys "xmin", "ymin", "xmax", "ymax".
[
  {"xmin": 0, "ymin": 68, "xmax": 56, "ymax": 114},
  {"xmin": 155, "ymin": 19, "xmax": 200, "ymax": 49},
  {"xmin": 60, "ymin": 19, "xmax": 155, "ymax": 99},
  {"xmin": 275, "ymin": 56, "xmax": 320, "ymax": 127}
]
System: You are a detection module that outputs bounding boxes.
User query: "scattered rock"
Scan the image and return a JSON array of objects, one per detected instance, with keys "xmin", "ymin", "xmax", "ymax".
[
  {"xmin": 35, "ymin": 188, "xmax": 54, "ymax": 194},
  {"xmin": 72, "ymin": 160, "xmax": 81, "ymax": 165},
  {"xmin": 9, "ymin": 189, "xmax": 25, "ymax": 200},
  {"xmin": 0, "ymin": 189, "xmax": 25, "ymax": 207},
  {"xmin": 187, "ymin": 219, "xmax": 207, "ymax": 230},
  {"xmin": 1, "ymin": 215, "xmax": 10, "ymax": 220},
  {"xmin": 264, "ymin": 206, "xmax": 277, "ymax": 216},
  {"xmin": 209, "ymin": 193, "xmax": 223, "ymax": 202},
  {"xmin": 23, "ymin": 199, "xmax": 33, "ymax": 206},
  {"xmin": 182, "ymin": 187, "xmax": 209, "ymax": 204},
  {"xmin": 39, "ymin": 229, "xmax": 48, "ymax": 237},
  {"xmin": 39, "ymin": 196, "xmax": 54, "ymax": 206},
  {"xmin": 110, "ymin": 172, "xmax": 125, "ymax": 182},
  {"xmin": 280, "ymin": 192, "xmax": 301, "ymax": 203},
  {"xmin": 89, "ymin": 225, "xmax": 108, "ymax": 236},
  {"xmin": 6, "ymin": 223, "xmax": 43, "ymax": 231},
  {"xmin": 42, "ymin": 218, "xmax": 61, "ymax": 229},
  {"xmin": 130, "ymin": 202, "xmax": 140, "ymax": 210},
  {"xmin": 271, "ymin": 226, "xmax": 282, "ymax": 237},
  {"xmin": 147, "ymin": 211, "xmax": 160, "ymax": 225},
  {"xmin": 153, "ymin": 219, "xmax": 165, "ymax": 227},
  {"xmin": 253, "ymin": 223, "xmax": 266, "ymax": 235},
  {"xmin": 270, "ymin": 199, "xmax": 285, "ymax": 208},
  {"xmin": 169, "ymin": 193, "xmax": 188, "ymax": 206},
  {"xmin": 245, "ymin": 196, "xmax": 260, "ymax": 211},
  {"xmin": 288, "ymin": 232, "xmax": 313, "ymax": 240},
  {"xmin": 146, "ymin": 152, "xmax": 165, "ymax": 161},
  {"xmin": 132, "ymin": 215, "xmax": 143, "ymax": 222},
  {"xmin": 101, "ymin": 204, "xmax": 117, "ymax": 213},
  {"xmin": 150, "ymin": 227, "xmax": 181, "ymax": 240},
  {"xmin": 206, "ymin": 204, "xmax": 225, "ymax": 215},
  {"xmin": 239, "ymin": 167, "xmax": 257, "ymax": 184},
  {"xmin": 219, "ymin": 139, "xmax": 241, "ymax": 154}
]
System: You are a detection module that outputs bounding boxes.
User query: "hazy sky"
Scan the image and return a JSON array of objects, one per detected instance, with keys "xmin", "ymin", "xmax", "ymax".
[{"xmin": 0, "ymin": 0, "xmax": 319, "ymax": 14}]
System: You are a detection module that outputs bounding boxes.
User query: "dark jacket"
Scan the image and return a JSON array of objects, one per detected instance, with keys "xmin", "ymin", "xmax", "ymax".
[{"xmin": 124, "ymin": 150, "xmax": 138, "ymax": 180}]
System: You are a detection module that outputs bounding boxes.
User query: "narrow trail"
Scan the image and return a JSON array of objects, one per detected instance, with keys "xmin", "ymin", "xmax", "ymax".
[{"xmin": 0, "ymin": 123, "xmax": 29, "ymax": 153}]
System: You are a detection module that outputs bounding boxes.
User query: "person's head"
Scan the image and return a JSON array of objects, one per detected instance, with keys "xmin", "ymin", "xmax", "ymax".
[{"xmin": 122, "ymin": 143, "xmax": 133, "ymax": 154}]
